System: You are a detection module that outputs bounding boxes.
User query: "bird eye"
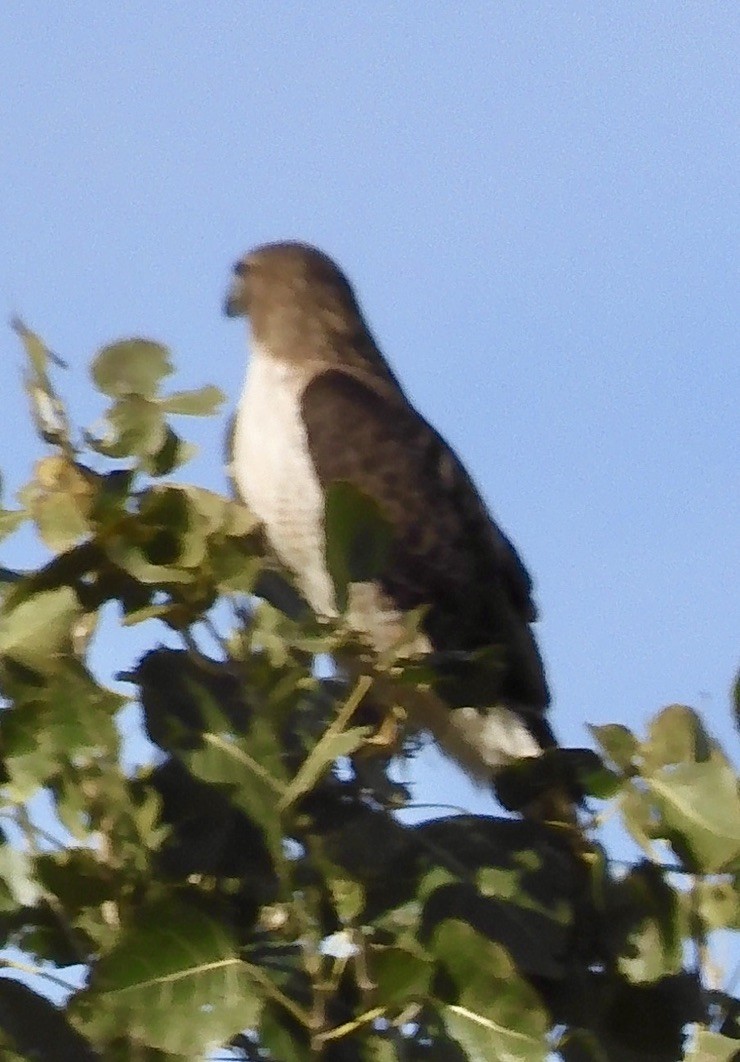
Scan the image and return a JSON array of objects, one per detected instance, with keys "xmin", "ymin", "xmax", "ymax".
[{"xmin": 233, "ymin": 259, "xmax": 250, "ymax": 277}]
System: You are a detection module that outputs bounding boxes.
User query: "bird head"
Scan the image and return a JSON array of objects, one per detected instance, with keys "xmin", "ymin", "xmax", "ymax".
[{"xmin": 224, "ymin": 241, "xmax": 376, "ymax": 366}]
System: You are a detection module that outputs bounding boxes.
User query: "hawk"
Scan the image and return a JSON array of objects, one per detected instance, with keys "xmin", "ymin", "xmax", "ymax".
[{"xmin": 224, "ymin": 241, "xmax": 560, "ymax": 798}]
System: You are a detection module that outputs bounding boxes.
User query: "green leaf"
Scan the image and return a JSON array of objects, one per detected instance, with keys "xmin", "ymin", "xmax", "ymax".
[
  {"xmin": 94, "ymin": 395, "xmax": 167, "ymax": 458},
  {"xmin": 2, "ymin": 662, "xmax": 122, "ymax": 800},
  {"xmin": 142, "ymin": 425, "xmax": 198, "ymax": 476},
  {"xmin": 22, "ymin": 456, "xmax": 95, "ymax": 551},
  {"xmin": 0, "ymin": 474, "xmax": 26, "ymax": 542},
  {"xmin": 32, "ymin": 490, "xmax": 90, "ymax": 551},
  {"xmin": 620, "ymin": 785, "xmax": 658, "ymax": 856},
  {"xmin": 645, "ymin": 757, "xmax": 740, "ymax": 872},
  {"xmin": 685, "ymin": 1029, "xmax": 740, "ymax": 1061},
  {"xmin": 433, "ymin": 920, "xmax": 549, "ymax": 1061},
  {"xmin": 260, "ymin": 1004, "xmax": 312, "ymax": 1062},
  {"xmin": 187, "ymin": 719, "xmax": 287, "ymax": 867},
  {"xmin": 91, "ymin": 339, "xmax": 173, "ymax": 398},
  {"xmin": 324, "ymin": 481, "xmax": 392, "ymax": 611},
  {"xmin": 0, "ymin": 845, "xmax": 40, "ymax": 910},
  {"xmin": 609, "ymin": 864, "xmax": 683, "ymax": 983},
  {"xmin": 280, "ymin": 724, "xmax": 370, "ymax": 809},
  {"xmin": 161, "ymin": 385, "xmax": 225, "ymax": 416},
  {"xmin": 12, "ymin": 316, "xmax": 51, "ymax": 378},
  {"xmin": 0, "ymin": 586, "xmax": 80, "ymax": 674},
  {"xmin": 589, "ymin": 723, "xmax": 637, "ymax": 772},
  {"xmin": 695, "ymin": 879, "xmax": 739, "ymax": 931},
  {"xmin": 329, "ymin": 877, "xmax": 365, "ymax": 923},
  {"xmin": 0, "ymin": 509, "xmax": 26, "ymax": 539},
  {"xmin": 13, "ymin": 318, "xmax": 72, "ymax": 447},
  {"xmin": 442, "ymin": 1003, "xmax": 547, "ymax": 1062},
  {"xmin": 77, "ymin": 897, "xmax": 262, "ymax": 1056},
  {"xmin": 643, "ymin": 704, "xmax": 712, "ymax": 769},
  {"xmin": 371, "ymin": 945, "xmax": 432, "ymax": 1008}
]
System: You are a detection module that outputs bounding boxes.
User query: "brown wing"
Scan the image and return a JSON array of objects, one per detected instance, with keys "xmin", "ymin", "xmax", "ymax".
[{"xmin": 301, "ymin": 369, "xmax": 550, "ymax": 712}]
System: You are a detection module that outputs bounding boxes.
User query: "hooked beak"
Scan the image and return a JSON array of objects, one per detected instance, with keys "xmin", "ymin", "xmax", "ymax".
[
  {"xmin": 224, "ymin": 261, "xmax": 249, "ymax": 318},
  {"xmin": 223, "ymin": 277, "xmax": 244, "ymax": 318}
]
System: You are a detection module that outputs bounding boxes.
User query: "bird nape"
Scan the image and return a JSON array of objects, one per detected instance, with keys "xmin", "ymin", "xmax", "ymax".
[{"xmin": 224, "ymin": 240, "xmax": 581, "ymax": 826}]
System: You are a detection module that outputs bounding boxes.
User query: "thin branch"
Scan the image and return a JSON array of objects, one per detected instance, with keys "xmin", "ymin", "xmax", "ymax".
[
  {"xmin": 313, "ymin": 1005, "xmax": 387, "ymax": 1046},
  {"xmin": 0, "ymin": 957, "xmax": 79, "ymax": 994},
  {"xmin": 278, "ymin": 673, "xmax": 372, "ymax": 812},
  {"xmin": 241, "ymin": 959, "xmax": 312, "ymax": 1029}
]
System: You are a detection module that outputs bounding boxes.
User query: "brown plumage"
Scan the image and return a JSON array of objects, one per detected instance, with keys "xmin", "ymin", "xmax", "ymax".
[{"xmin": 224, "ymin": 241, "xmax": 559, "ymax": 789}]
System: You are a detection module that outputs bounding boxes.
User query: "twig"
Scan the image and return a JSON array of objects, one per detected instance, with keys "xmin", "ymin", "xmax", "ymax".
[
  {"xmin": 241, "ymin": 959, "xmax": 313, "ymax": 1029},
  {"xmin": 313, "ymin": 1005, "xmax": 387, "ymax": 1046},
  {"xmin": 0, "ymin": 957, "xmax": 79, "ymax": 994},
  {"xmin": 278, "ymin": 673, "xmax": 372, "ymax": 812}
]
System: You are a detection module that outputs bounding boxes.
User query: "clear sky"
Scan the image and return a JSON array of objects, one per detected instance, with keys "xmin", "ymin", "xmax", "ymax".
[{"xmin": 2, "ymin": 3, "xmax": 738, "ymax": 820}]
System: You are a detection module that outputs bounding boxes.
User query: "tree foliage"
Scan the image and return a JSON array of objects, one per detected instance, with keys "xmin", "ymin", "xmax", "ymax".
[{"xmin": 0, "ymin": 326, "xmax": 738, "ymax": 1061}]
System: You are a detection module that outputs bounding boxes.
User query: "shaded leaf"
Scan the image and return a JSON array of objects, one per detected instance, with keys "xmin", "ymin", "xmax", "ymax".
[
  {"xmin": 2, "ymin": 661, "xmax": 122, "ymax": 800},
  {"xmin": 186, "ymin": 720, "xmax": 287, "ymax": 868},
  {"xmin": 143, "ymin": 426, "xmax": 198, "ymax": 476},
  {"xmin": 606, "ymin": 863, "xmax": 683, "ymax": 983},
  {"xmin": 371, "ymin": 945, "xmax": 432, "ymax": 1008},
  {"xmin": 325, "ymin": 482, "xmax": 392, "ymax": 611},
  {"xmin": 0, "ymin": 979, "xmax": 99, "ymax": 1062},
  {"xmin": 433, "ymin": 920, "xmax": 549, "ymax": 1061}
]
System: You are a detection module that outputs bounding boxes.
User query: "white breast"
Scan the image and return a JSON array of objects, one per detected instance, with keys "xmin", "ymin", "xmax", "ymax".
[
  {"xmin": 231, "ymin": 345, "xmax": 336, "ymax": 616},
  {"xmin": 231, "ymin": 346, "xmax": 541, "ymax": 779}
]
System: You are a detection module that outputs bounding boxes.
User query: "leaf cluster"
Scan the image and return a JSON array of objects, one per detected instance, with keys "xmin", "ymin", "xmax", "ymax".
[{"xmin": 0, "ymin": 328, "xmax": 738, "ymax": 1061}]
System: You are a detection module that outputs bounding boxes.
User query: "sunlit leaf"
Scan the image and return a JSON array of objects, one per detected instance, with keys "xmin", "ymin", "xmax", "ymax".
[
  {"xmin": 0, "ymin": 475, "xmax": 26, "ymax": 542},
  {"xmin": 0, "ymin": 845, "xmax": 40, "ymax": 910},
  {"xmin": 645, "ymin": 758, "xmax": 740, "ymax": 872},
  {"xmin": 93, "ymin": 395, "xmax": 167, "ymax": 458},
  {"xmin": 91, "ymin": 339, "xmax": 173, "ymax": 398},
  {"xmin": 325, "ymin": 481, "xmax": 392, "ymax": 611},
  {"xmin": 280, "ymin": 724, "xmax": 370, "ymax": 809},
  {"xmin": 22, "ymin": 456, "xmax": 95, "ymax": 551},
  {"xmin": 695, "ymin": 879, "xmax": 739, "ymax": 931},
  {"xmin": 683, "ymin": 1029, "xmax": 739, "ymax": 1061},
  {"xmin": 161, "ymin": 385, "xmax": 225, "ymax": 416},
  {"xmin": 643, "ymin": 704, "xmax": 712, "ymax": 769},
  {"xmin": 0, "ymin": 586, "xmax": 80, "ymax": 674},
  {"xmin": 589, "ymin": 723, "xmax": 637, "ymax": 772},
  {"xmin": 78, "ymin": 897, "xmax": 262, "ymax": 1055},
  {"xmin": 13, "ymin": 318, "xmax": 72, "ymax": 447}
]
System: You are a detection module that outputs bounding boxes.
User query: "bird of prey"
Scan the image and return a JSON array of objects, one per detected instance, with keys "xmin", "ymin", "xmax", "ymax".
[{"xmin": 224, "ymin": 241, "xmax": 558, "ymax": 796}]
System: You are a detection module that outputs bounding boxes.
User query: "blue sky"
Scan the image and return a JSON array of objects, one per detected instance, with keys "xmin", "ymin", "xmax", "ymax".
[{"xmin": 2, "ymin": 3, "xmax": 738, "ymax": 820}]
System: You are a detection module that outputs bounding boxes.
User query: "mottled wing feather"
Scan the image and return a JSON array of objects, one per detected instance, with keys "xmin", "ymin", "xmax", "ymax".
[{"xmin": 301, "ymin": 369, "xmax": 550, "ymax": 713}]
